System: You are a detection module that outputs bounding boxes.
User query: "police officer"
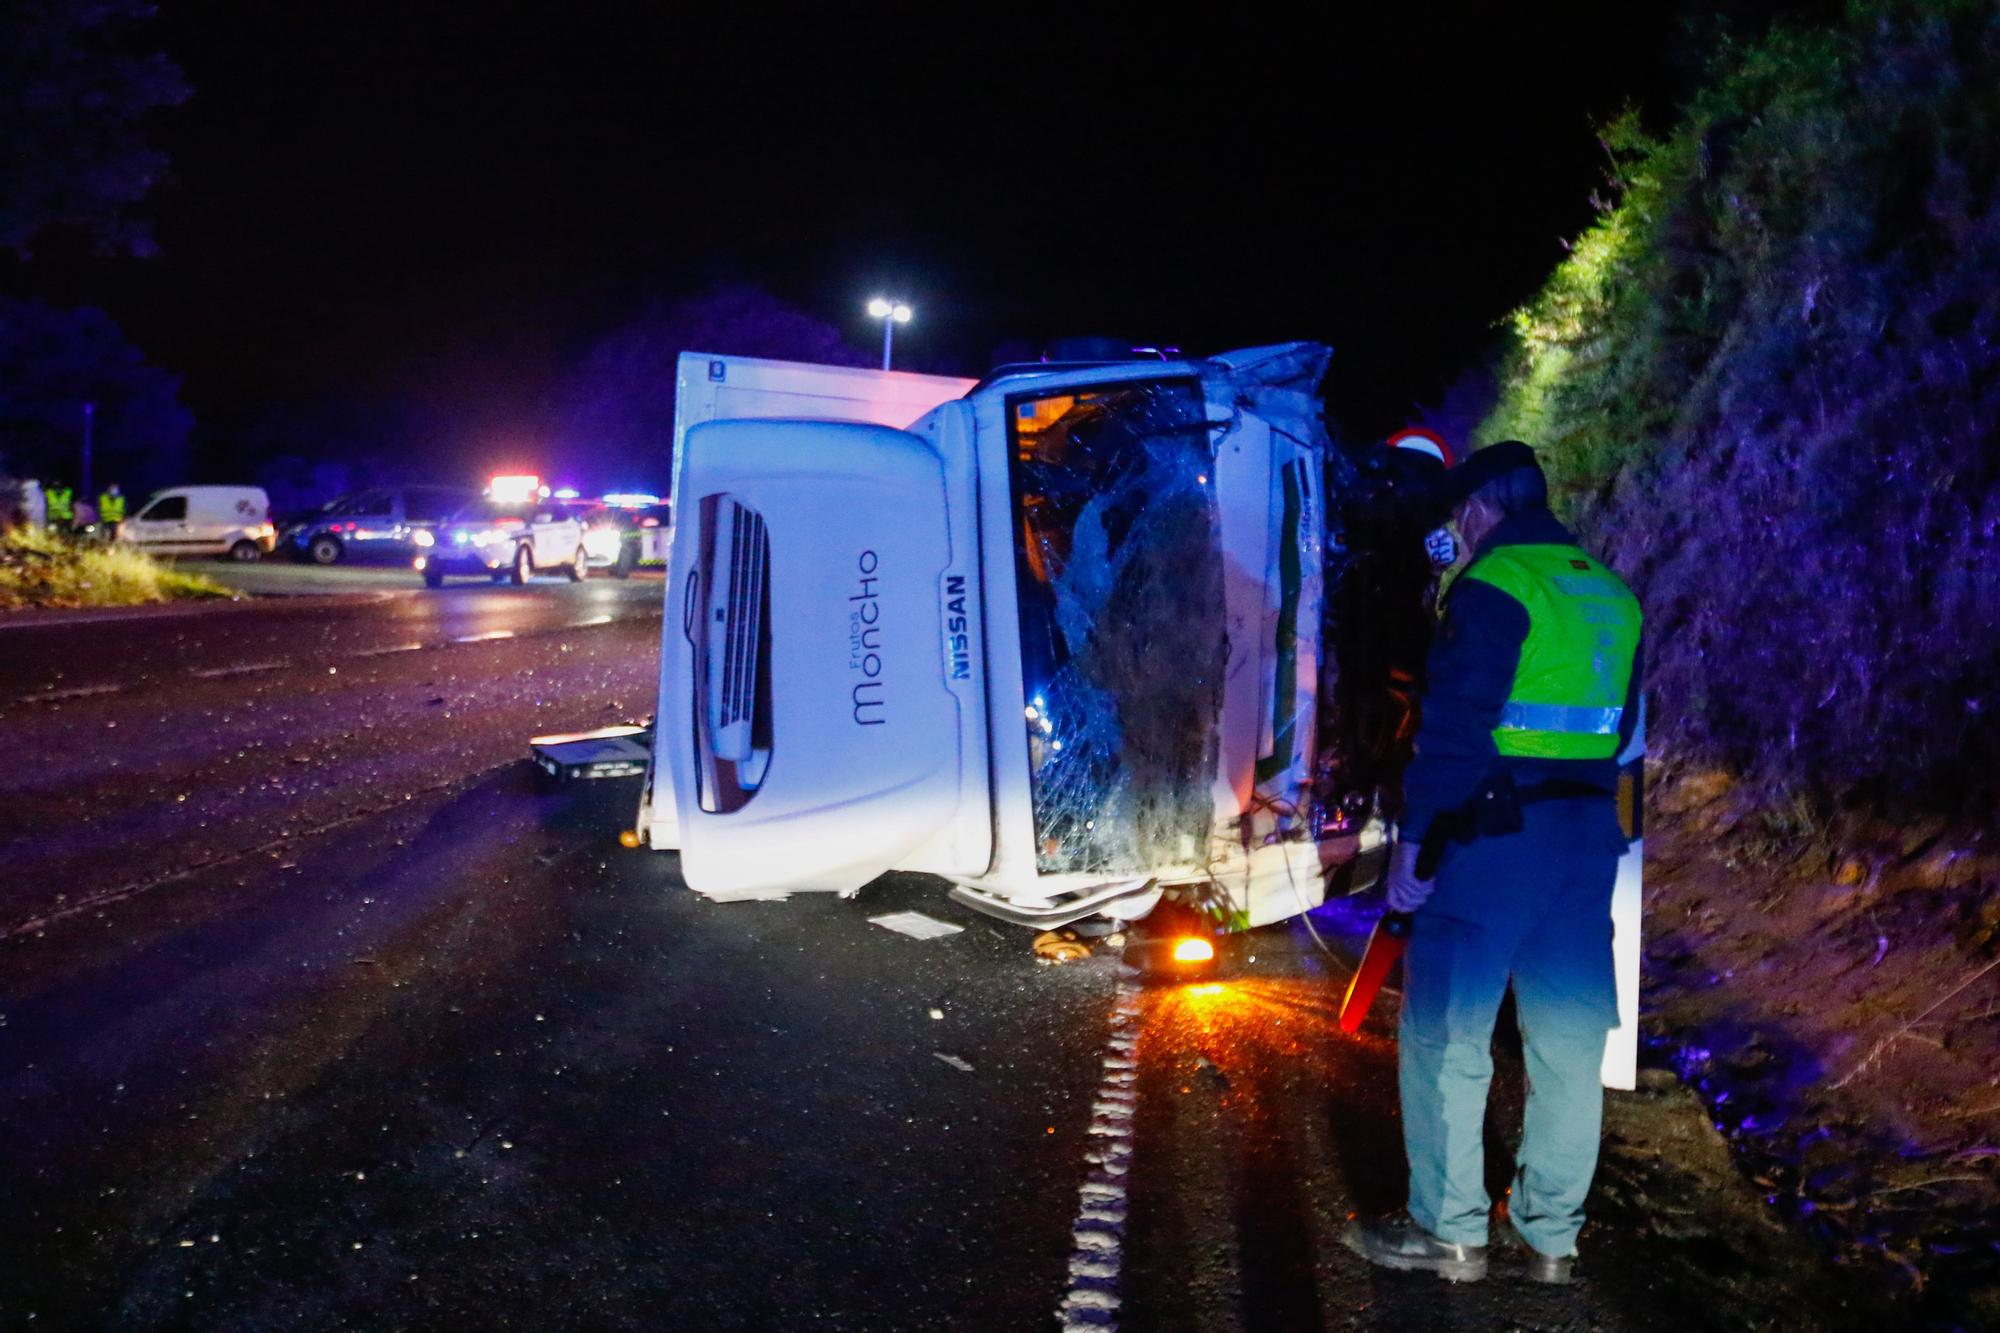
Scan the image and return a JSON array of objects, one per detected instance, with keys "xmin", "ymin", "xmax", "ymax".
[
  {"xmin": 98, "ymin": 483, "xmax": 126, "ymax": 536},
  {"xmin": 1343, "ymin": 440, "xmax": 1642, "ymax": 1284},
  {"xmin": 45, "ymin": 481, "xmax": 74, "ymax": 531}
]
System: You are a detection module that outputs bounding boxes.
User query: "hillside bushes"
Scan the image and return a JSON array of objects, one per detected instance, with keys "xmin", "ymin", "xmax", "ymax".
[{"xmin": 1481, "ymin": 0, "xmax": 2000, "ymax": 821}]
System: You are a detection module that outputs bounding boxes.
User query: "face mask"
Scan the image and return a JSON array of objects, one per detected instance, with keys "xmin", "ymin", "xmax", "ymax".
[{"xmin": 1424, "ymin": 526, "xmax": 1458, "ymax": 569}]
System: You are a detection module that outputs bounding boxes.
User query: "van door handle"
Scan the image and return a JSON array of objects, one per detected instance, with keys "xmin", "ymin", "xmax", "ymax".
[{"xmin": 681, "ymin": 571, "xmax": 700, "ymax": 646}]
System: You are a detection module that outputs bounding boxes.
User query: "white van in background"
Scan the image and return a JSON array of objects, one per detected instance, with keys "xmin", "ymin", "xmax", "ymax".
[{"xmin": 117, "ymin": 486, "xmax": 276, "ymax": 561}]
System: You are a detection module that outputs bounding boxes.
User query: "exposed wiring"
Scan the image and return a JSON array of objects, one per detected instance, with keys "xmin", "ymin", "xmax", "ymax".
[{"xmin": 1221, "ymin": 789, "xmax": 1357, "ymax": 979}]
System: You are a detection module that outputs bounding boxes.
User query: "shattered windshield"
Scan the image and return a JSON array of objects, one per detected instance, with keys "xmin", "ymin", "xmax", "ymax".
[{"xmin": 1009, "ymin": 380, "xmax": 1224, "ymax": 874}]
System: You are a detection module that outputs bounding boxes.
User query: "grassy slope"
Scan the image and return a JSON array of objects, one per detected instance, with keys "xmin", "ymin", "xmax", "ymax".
[
  {"xmin": 1481, "ymin": 0, "xmax": 2000, "ymax": 828},
  {"xmin": 0, "ymin": 528, "xmax": 229, "ymax": 611}
]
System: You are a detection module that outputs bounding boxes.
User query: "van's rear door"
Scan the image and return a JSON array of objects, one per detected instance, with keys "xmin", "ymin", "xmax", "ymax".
[{"xmin": 664, "ymin": 418, "xmax": 979, "ymax": 896}]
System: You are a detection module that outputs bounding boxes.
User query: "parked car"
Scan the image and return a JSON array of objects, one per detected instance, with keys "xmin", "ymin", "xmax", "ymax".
[
  {"xmin": 576, "ymin": 499, "xmax": 671, "ymax": 577},
  {"xmin": 117, "ymin": 486, "xmax": 276, "ymax": 561},
  {"xmin": 416, "ymin": 496, "xmax": 587, "ymax": 587},
  {"xmin": 283, "ymin": 485, "xmax": 478, "ymax": 565}
]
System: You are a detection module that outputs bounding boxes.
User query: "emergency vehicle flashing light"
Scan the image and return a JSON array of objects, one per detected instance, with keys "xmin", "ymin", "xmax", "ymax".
[{"xmin": 488, "ymin": 474, "xmax": 541, "ymax": 503}]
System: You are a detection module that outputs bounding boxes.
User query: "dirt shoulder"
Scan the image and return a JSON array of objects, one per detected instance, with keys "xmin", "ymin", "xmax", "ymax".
[{"xmin": 1640, "ymin": 772, "xmax": 2000, "ymax": 1326}]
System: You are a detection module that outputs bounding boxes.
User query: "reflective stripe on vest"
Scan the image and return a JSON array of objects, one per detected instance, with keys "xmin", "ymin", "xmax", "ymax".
[
  {"xmin": 1460, "ymin": 542, "xmax": 1642, "ymax": 760},
  {"xmin": 1497, "ymin": 701, "xmax": 1623, "ymax": 736}
]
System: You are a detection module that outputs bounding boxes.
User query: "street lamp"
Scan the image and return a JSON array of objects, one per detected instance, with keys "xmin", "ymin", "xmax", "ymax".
[{"xmin": 867, "ymin": 297, "xmax": 913, "ymax": 370}]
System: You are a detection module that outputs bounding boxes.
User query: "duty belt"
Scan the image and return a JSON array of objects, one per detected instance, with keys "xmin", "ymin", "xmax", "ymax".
[{"xmin": 1413, "ymin": 774, "xmax": 1617, "ymax": 878}]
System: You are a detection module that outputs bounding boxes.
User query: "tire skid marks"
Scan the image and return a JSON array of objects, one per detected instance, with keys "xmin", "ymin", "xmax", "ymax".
[{"xmin": 1059, "ymin": 979, "xmax": 1143, "ymax": 1332}]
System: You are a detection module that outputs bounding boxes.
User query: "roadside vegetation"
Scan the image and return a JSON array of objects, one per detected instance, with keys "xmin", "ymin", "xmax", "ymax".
[
  {"xmin": 0, "ymin": 527, "xmax": 227, "ymax": 611},
  {"xmin": 1483, "ymin": 0, "xmax": 1998, "ymax": 835},
  {"xmin": 1479, "ymin": 2, "xmax": 2000, "ymax": 1316}
]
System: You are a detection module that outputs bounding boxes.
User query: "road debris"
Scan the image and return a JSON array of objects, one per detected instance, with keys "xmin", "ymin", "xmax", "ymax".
[
  {"xmin": 1033, "ymin": 929, "xmax": 1091, "ymax": 964},
  {"xmin": 867, "ymin": 911, "xmax": 964, "ymax": 940}
]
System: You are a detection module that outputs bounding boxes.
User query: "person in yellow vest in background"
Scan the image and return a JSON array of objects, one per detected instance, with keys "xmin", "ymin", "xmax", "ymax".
[
  {"xmin": 1344, "ymin": 440, "xmax": 1643, "ymax": 1286},
  {"xmin": 45, "ymin": 482, "xmax": 74, "ymax": 531},
  {"xmin": 98, "ymin": 483, "xmax": 126, "ymax": 537}
]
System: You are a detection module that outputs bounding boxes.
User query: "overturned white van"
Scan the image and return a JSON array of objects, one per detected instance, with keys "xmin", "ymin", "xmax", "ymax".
[{"xmin": 634, "ymin": 343, "xmax": 1376, "ymax": 932}]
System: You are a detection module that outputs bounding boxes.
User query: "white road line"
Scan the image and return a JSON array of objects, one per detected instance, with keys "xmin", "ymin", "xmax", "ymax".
[
  {"xmin": 570, "ymin": 615, "xmax": 614, "ymax": 627},
  {"xmin": 188, "ymin": 661, "xmax": 287, "ymax": 679},
  {"xmin": 1058, "ymin": 978, "xmax": 1143, "ymax": 1332},
  {"xmin": 453, "ymin": 630, "xmax": 516, "ymax": 643},
  {"xmin": 350, "ymin": 641, "xmax": 426, "ymax": 657},
  {"xmin": 17, "ymin": 682, "xmax": 124, "ymax": 703}
]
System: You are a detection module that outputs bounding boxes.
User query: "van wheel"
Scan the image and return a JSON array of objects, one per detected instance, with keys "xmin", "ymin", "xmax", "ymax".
[
  {"xmin": 511, "ymin": 544, "xmax": 533, "ymax": 584},
  {"xmin": 228, "ymin": 540, "xmax": 263, "ymax": 563},
  {"xmin": 422, "ymin": 568, "xmax": 445, "ymax": 588},
  {"xmin": 565, "ymin": 547, "xmax": 586, "ymax": 582},
  {"xmin": 612, "ymin": 544, "xmax": 636, "ymax": 579},
  {"xmin": 308, "ymin": 535, "xmax": 342, "ymax": 565}
]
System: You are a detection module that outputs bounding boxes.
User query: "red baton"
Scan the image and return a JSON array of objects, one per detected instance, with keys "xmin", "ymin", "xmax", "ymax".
[{"xmin": 1338, "ymin": 911, "xmax": 1414, "ymax": 1033}]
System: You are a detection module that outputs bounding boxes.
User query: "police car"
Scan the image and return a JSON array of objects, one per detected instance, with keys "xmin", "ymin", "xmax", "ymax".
[
  {"xmin": 416, "ymin": 482, "xmax": 587, "ymax": 587},
  {"xmin": 576, "ymin": 496, "xmax": 670, "ymax": 578}
]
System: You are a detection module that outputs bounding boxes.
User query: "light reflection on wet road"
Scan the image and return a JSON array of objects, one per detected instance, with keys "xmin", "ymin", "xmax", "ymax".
[
  {"xmin": 0, "ymin": 574, "xmax": 664, "ymax": 704},
  {"xmin": 1118, "ymin": 958, "xmax": 1646, "ymax": 1331}
]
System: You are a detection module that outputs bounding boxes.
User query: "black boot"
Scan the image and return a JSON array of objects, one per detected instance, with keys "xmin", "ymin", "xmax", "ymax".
[
  {"xmin": 1341, "ymin": 1213, "xmax": 1488, "ymax": 1282},
  {"xmin": 1507, "ymin": 1218, "xmax": 1577, "ymax": 1284}
]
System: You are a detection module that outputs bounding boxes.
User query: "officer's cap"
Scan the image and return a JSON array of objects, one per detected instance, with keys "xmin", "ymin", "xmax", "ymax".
[{"xmin": 1436, "ymin": 440, "xmax": 1541, "ymax": 505}]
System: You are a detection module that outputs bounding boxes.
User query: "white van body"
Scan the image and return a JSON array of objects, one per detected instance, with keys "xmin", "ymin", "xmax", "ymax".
[
  {"xmin": 118, "ymin": 486, "xmax": 275, "ymax": 559},
  {"xmin": 640, "ymin": 345, "xmax": 1346, "ymax": 931}
]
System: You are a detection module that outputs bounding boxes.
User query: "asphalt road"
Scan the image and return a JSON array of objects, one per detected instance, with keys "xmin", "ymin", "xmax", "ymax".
[{"xmin": 0, "ymin": 582, "xmax": 1873, "ymax": 1330}]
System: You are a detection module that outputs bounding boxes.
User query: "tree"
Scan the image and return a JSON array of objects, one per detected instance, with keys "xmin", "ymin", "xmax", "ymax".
[
  {"xmin": 0, "ymin": 0, "xmax": 189, "ymax": 257},
  {"xmin": 553, "ymin": 284, "xmax": 865, "ymax": 490},
  {"xmin": 0, "ymin": 295, "xmax": 192, "ymax": 491}
]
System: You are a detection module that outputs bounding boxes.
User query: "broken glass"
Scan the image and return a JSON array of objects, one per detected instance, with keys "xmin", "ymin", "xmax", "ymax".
[{"xmin": 1010, "ymin": 380, "xmax": 1224, "ymax": 874}]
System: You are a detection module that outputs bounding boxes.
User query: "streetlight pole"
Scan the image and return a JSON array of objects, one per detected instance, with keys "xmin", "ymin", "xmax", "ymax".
[
  {"xmin": 867, "ymin": 298, "xmax": 913, "ymax": 371},
  {"xmin": 81, "ymin": 401, "xmax": 94, "ymax": 505}
]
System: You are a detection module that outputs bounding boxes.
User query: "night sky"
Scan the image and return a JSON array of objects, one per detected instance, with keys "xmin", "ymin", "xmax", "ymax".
[{"xmin": 12, "ymin": 3, "xmax": 1726, "ymax": 483}]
